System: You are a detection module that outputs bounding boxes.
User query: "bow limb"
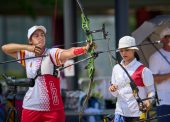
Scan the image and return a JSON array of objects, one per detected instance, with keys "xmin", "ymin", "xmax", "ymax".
[
  {"xmin": 81, "ymin": 13, "xmax": 95, "ymax": 80},
  {"xmin": 76, "ymin": 0, "xmax": 95, "ymax": 121}
]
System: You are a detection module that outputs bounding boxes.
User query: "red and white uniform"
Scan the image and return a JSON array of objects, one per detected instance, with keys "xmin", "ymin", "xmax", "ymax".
[{"xmin": 17, "ymin": 48, "xmax": 64, "ymax": 111}]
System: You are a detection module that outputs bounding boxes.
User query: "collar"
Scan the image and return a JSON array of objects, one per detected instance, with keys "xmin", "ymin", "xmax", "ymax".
[{"xmin": 121, "ymin": 58, "xmax": 137, "ymax": 68}]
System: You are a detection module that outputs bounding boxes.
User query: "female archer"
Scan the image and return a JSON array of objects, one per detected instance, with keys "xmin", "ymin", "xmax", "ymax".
[
  {"xmin": 109, "ymin": 36, "xmax": 155, "ymax": 122},
  {"xmin": 1, "ymin": 25, "xmax": 90, "ymax": 122}
]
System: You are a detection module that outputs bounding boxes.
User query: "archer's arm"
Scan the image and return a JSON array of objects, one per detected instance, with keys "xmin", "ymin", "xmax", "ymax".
[
  {"xmin": 148, "ymin": 53, "xmax": 170, "ymax": 84},
  {"xmin": 142, "ymin": 68, "xmax": 155, "ymax": 110},
  {"xmin": 153, "ymin": 73, "xmax": 170, "ymax": 84},
  {"xmin": 59, "ymin": 43, "xmax": 90, "ymax": 64},
  {"xmin": 1, "ymin": 43, "xmax": 35, "ymax": 58}
]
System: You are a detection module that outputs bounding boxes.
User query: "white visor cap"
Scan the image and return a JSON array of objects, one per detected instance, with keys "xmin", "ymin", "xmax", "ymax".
[{"xmin": 27, "ymin": 25, "xmax": 46, "ymax": 40}]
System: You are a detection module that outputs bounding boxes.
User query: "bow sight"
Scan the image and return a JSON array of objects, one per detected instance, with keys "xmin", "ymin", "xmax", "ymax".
[{"xmin": 86, "ymin": 24, "xmax": 109, "ymax": 40}]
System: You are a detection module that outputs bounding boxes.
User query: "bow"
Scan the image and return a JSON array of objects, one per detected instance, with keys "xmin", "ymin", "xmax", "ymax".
[
  {"xmin": 75, "ymin": 0, "xmax": 108, "ymax": 121},
  {"xmin": 76, "ymin": 0, "xmax": 96, "ymax": 121}
]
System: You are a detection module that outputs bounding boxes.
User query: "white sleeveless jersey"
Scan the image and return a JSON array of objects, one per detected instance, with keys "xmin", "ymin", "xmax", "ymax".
[{"xmin": 17, "ymin": 48, "xmax": 64, "ymax": 111}]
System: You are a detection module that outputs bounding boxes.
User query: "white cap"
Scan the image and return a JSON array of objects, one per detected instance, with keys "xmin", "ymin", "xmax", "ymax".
[
  {"xmin": 27, "ymin": 25, "xmax": 46, "ymax": 40},
  {"xmin": 160, "ymin": 27, "xmax": 170, "ymax": 39},
  {"xmin": 118, "ymin": 36, "xmax": 139, "ymax": 50}
]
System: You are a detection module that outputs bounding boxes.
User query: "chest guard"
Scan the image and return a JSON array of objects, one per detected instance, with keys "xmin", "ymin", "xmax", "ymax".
[
  {"xmin": 131, "ymin": 65, "xmax": 145, "ymax": 87},
  {"xmin": 41, "ymin": 55, "xmax": 54, "ymax": 75},
  {"xmin": 39, "ymin": 52, "xmax": 59, "ymax": 77}
]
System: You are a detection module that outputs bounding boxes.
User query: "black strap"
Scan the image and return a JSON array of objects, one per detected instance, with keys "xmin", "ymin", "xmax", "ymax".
[
  {"xmin": 33, "ymin": 49, "xmax": 47, "ymax": 80},
  {"xmin": 34, "ymin": 50, "xmax": 60, "ymax": 79}
]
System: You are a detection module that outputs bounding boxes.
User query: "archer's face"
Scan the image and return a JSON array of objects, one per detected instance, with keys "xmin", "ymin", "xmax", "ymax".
[
  {"xmin": 29, "ymin": 29, "xmax": 46, "ymax": 48},
  {"xmin": 161, "ymin": 35, "xmax": 170, "ymax": 46},
  {"xmin": 119, "ymin": 48, "xmax": 135, "ymax": 63}
]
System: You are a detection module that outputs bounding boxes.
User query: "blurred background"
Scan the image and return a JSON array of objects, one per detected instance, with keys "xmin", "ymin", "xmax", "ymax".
[{"xmin": 0, "ymin": 0, "xmax": 170, "ymax": 122}]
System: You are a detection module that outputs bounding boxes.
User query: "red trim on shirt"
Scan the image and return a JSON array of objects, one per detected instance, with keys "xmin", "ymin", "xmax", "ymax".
[{"xmin": 20, "ymin": 50, "xmax": 26, "ymax": 67}]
